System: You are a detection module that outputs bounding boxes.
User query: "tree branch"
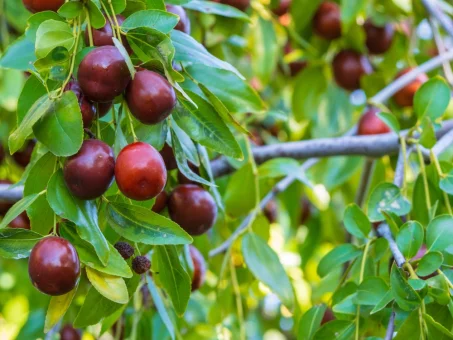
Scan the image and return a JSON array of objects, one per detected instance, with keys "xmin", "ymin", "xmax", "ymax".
[{"xmin": 422, "ymin": 0, "xmax": 453, "ymax": 38}]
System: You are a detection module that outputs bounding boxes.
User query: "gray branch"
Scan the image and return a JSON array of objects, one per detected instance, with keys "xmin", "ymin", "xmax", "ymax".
[{"xmin": 422, "ymin": 0, "xmax": 453, "ymax": 38}]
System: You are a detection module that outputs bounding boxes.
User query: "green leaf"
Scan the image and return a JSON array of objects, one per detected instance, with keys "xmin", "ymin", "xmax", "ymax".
[
  {"xmin": 154, "ymin": 245, "xmax": 191, "ymax": 316},
  {"xmin": 0, "ymin": 36, "xmax": 36, "ymax": 70},
  {"xmin": 354, "ymin": 277, "xmax": 389, "ymax": 305},
  {"xmin": 175, "ymin": 95, "xmax": 243, "ymax": 159},
  {"xmin": 298, "ymin": 304, "xmax": 327, "ymax": 340},
  {"xmin": 35, "ymin": 20, "xmax": 75, "ymax": 59},
  {"xmin": 317, "ymin": 244, "xmax": 362, "ymax": 278},
  {"xmin": 74, "ymin": 275, "xmax": 139, "ymax": 327},
  {"xmin": 370, "ymin": 290, "xmax": 394, "ymax": 314},
  {"xmin": 340, "ymin": 0, "xmax": 366, "ymax": 29},
  {"xmin": 390, "ymin": 264, "xmax": 421, "ymax": 311},
  {"xmin": 424, "ymin": 313, "xmax": 453, "ymax": 339},
  {"xmin": 367, "ymin": 182, "xmax": 411, "ymax": 222},
  {"xmin": 439, "ymin": 170, "xmax": 453, "ymax": 195},
  {"xmin": 101, "ymin": 0, "xmax": 126, "ymax": 14},
  {"xmin": 242, "ymin": 233, "xmax": 295, "ymax": 309},
  {"xmin": 416, "ymin": 251, "xmax": 443, "ymax": 277},
  {"xmin": 47, "ymin": 170, "xmax": 110, "ymax": 265},
  {"xmin": 0, "ymin": 229, "xmax": 43, "ymax": 259},
  {"xmin": 9, "ymin": 94, "xmax": 51, "ymax": 154},
  {"xmin": 86, "ymin": 0, "xmax": 106, "ymax": 29},
  {"xmin": 343, "ymin": 203, "xmax": 371, "ymax": 239},
  {"xmin": 57, "ymin": 1, "xmax": 83, "ymax": 19},
  {"xmin": 145, "ymin": 276, "xmax": 176, "ymax": 340},
  {"xmin": 183, "ymin": 1, "xmax": 249, "ymax": 20},
  {"xmin": 60, "ymin": 223, "xmax": 132, "ymax": 278},
  {"xmin": 122, "ymin": 9, "xmax": 179, "ymax": 33},
  {"xmin": 185, "ymin": 65, "xmax": 264, "ymax": 114},
  {"xmin": 24, "ymin": 152, "xmax": 57, "ymax": 235},
  {"xmin": 86, "ymin": 267, "xmax": 129, "ymax": 304},
  {"xmin": 396, "ymin": 221, "xmax": 424, "ymax": 259},
  {"xmin": 313, "ymin": 320, "xmax": 355, "ymax": 340},
  {"xmin": 426, "ymin": 215, "xmax": 453, "ymax": 256},
  {"xmin": 419, "ymin": 117, "xmax": 437, "ymax": 149},
  {"xmin": 393, "ymin": 309, "xmax": 421, "ymax": 340},
  {"xmin": 414, "ymin": 76, "xmax": 451, "ymax": 120},
  {"xmin": 106, "ymin": 202, "xmax": 193, "ymax": 245},
  {"xmin": 258, "ymin": 158, "xmax": 300, "ymax": 179},
  {"xmin": 17, "ymin": 74, "xmax": 47, "ymax": 124},
  {"xmin": 44, "ymin": 288, "xmax": 77, "ymax": 333},
  {"xmin": 377, "ymin": 111, "xmax": 400, "ymax": 133},
  {"xmin": 171, "ymin": 30, "xmax": 242, "ymax": 78},
  {"xmin": 33, "ymin": 91, "xmax": 83, "ymax": 157},
  {"xmin": 224, "ymin": 163, "xmax": 258, "ymax": 217},
  {"xmin": 34, "ymin": 46, "xmax": 71, "ymax": 82},
  {"xmin": 0, "ymin": 193, "xmax": 42, "ymax": 229}
]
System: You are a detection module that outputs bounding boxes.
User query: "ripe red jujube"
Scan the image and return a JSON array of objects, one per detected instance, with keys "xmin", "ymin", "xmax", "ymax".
[
  {"xmin": 78, "ymin": 46, "xmax": 131, "ymax": 103},
  {"xmin": 152, "ymin": 191, "xmax": 168, "ymax": 213},
  {"xmin": 60, "ymin": 324, "xmax": 81, "ymax": 340},
  {"xmin": 126, "ymin": 70, "xmax": 176, "ymax": 125},
  {"xmin": 272, "ymin": 0, "xmax": 291, "ymax": 16},
  {"xmin": 392, "ymin": 68, "xmax": 428, "ymax": 107},
  {"xmin": 13, "ymin": 140, "xmax": 36, "ymax": 167},
  {"xmin": 168, "ymin": 184, "xmax": 217, "ymax": 236},
  {"xmin": 28, "ymin": 237, "xmax": 80, "ymax": 296},
  {"xmin": 63, "ymin": 139, "xmax": 115, "ymax": 200},
  {"xmin": 216, "ymin": 0, "xmax": 250, "ymax": 11},
  {"xmin": 364, "ymin": 20, "xmax": 394, "ymax": 55},
  {"xmin": 9, "ymin": 212, "xmax": 31, "ymax": 230},
  {"xmin": 189, "ymin": 245, "xmax": 206, "ymax": 291},
  {"xmin": 313, "ymin": 2, "xmax": 341, "ymax": 40},
  {"xmin": 23, "ymin": 0, "xmax": 64, "ymax": 13},
  {"xmin": 332, "ymin": 50, "xmax": 372, "ymax": 91},
  {"xmin": 85, "ymin": 15, "xmax": 131, "ymax": 52},
  {"xmin": 115, "ymin": 142, "xmax": 167, "ymax": 201},
  {"xmin": 358, "ymin": 108, "xmax": 391, "ymax": 136},
  {"xmin": 166, "ymin": 5, "xmax": 191, "ymax": 34},
  {"xmin": 160, "ymin": 143, "xmax": 178, "ymax": 171}
]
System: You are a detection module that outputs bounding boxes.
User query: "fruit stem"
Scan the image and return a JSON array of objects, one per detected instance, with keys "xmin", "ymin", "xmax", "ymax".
[
  {"xmin": 416, "ymin": 144, "xmax": 432, "ymax": 212},
  {"xmin": 100, "ymin": 1, "xmax": 118, "ymax": 40},
  {"xmin": 355, "ymin": 239, "xmax": 372, "ymax": 340},
  {"xmin": 85, "ymin": 7, "xmax": 94, "ymax": 47},
  {"xmin": 123, "ymin": 101, "xmax": 138, "ymax": 142},
  {"xmin": 230, "ymin": 258, "xmax": 246, "ymax": 340},
  {"xmin": 96, "ymin": 105, "xmax": 102, "ymax": 139},
  {"xmin": 108, "ymin": 0, "xmax": 122, "ymax": 41},
  {"xmin": 59, "ymin": 16, "xmax": 82, "ymax": 96}
]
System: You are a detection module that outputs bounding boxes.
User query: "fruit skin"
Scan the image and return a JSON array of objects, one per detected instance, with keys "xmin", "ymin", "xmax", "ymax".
[
  {"xmin": 392, "ymin": 68, "xmax": 428, "ymax": 107},
  {"xmin": 166, "ymin": 5, "xmax": 191, "ymax": 34},
  {"xmin": 85, "ymin": 15, "xmax": 130, "ymax": 51},
  {"xmin": 168, "ymin": 185, "xmax": 217, "ymax": 236},
  {"xmin": 132, "ymin": 256, "xmax": 151, "ymax": 274},
  {"xmin": 78, "ymin": 46, "xmax": 131, "ymax": 103},
  {"xmin": 64, "ymin": 139, "xmax": 115, "ymax": 200},
  {"xmin": 126, "ymin": 70, "xmax": 176, "ymax": 125},
  {"xmin": 114, "ymin": 242, "xmax": 134, "ymax": 260},
  {"xmin": 177, "ymin": 163, "xmax": 200, "ymax": 185},
  {"xmin": 160, "ymin": 144, "xmax": 178, "ymax": 171},
  {"xmin": 60, "ymin": 324, "xmax": 81, "ymax": 340},
  {"xmin": 9, "ymin": 212, "xmax": 31, "ymax": 230},
  {"xmin": 216, "ymin": 0, "xmax": 250, "ymax": 11},
  {"xmin": 28, "ymin": 237, "xmax": 80, "ymax": 296},
  {"xmin": 13, "ymin": 140, "xmax": 36, "ymax": 167},
  {"xmin": 0, "ymin": 179, "xmax": 13, "ymax": 215},
  {"xmin": 263, "ymin": 200, "xmax": 277, "ymax": 223},
  {"xmin": 189, "ymin": 245, "xmax": 206, "ymax": 291},
  {"xmin": 313, "ymin": 2, "xmax": 341, "ymax": 40},
  {"xmin": 272, "ymin": 0, "xmax": 291, "ymax": 16},
  {"xmin": 364, "ymin": 20, "xmax": 394, "ymax": 55},
  {"xmin": 115, "ymin": 142, "xmax": 167, "ymax": 201},
  {"xmin": 23, "ymin": 0, "xmax": 64, "ymax": 13},
  {"xmin": 152, "ymin": 191, "xmax": 168, "ymax": 213},
  {"xmin": 358, "ymin": 108, "xmax": 391, "ymax": 136},
  {"xmin": 321, "ymin": 308, "xmax": 335, "ymax": 325},
  {"xmin": 332, "ymin": 50, "xmax": 373, "ymax": 91},
  {"xmin": 65, "ymin": 81, "xmax": 96, "ymax": 128}
]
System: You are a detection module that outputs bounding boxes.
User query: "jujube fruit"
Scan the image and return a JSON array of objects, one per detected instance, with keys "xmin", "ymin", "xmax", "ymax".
[
  {"xmin": 272, "ymin": 0, "xmax": 291, "ymax": 16},
  {"xmin": 22, "ymin": 0, "xmax": 64, "ymax": 13},
  {"xmin": 166, "ymin": 5, "xmax": 191, "ymax": 34},
  {"xmin": 321, "ymin": 308, "xmax": 335, "ymax": 325},
  {"xmin": 160, "ymin": 143, "xmax": 178, "ymax": 171},
  {"xmin": 85, "ymin": 15, "xmax": 130, "ymax": 51},
  {"xmin": 358, "ymin": 108, "xmax": 391, "ymax": 135},
  {"xmin": 65, "ymin": 81, "xmax": 96, "ymax": 128},
  {"xmin": 313, "ymin": 2, "xmax": 341, "ymax": 40},
  {"xmin": 13, "ymin": 140, "xmax": 36, "ymax": 167},
  {"xmin": 9, "ymin": 212, "xmax": 31, "ymax": 230},
  {"xmin": 63, "ymin": 139, "xmax": 115, "ymax": 200},
  {"xmin": 126, "ymin": 70, "xmax": 176, "ymax": 125},
  {"xmin": 284, "ymin": 43, "xmax": 307, "ymax": 77},
  {"xmin": 332, "ymin": 50, "xmax": 372, "ymax": 91},
  {"xmin": 115, "ymin": 142, "xmax": 167, "ymax": 201},
  {"xmin": 392, "ymin": 68, "xmax": 428, "ymax": 107},
  {"xmin": 78, "ymin": 46, "xmax": 131, "ymax": 103},
  {"xmin": 216, "ymin": 0, "xmax": 250, "ymax": 11},
  {"xmin": 177, "ymin": 163, "xmax": 200, "ymax": 185},
  {"xmin": 263, "ymin": 200, "xmax": 278, "ymax": 224},
  {"xmin": 152, "ymin": 191, "xmax": 168, "ymax": 213},
  {"xmin": 114, "ymin": 241, "xmax": 134, "ymax": 260},
  {"xmin": 168, "ymin": 184, "xmax": 217, "ymax": 236},
  {"xmin": 189, "ymin": 245, "xmax": 206, "ymax": 291},
  {"xmin": 364, "ymin": 20, "xmax": 394, "ymax": 55},
  {"xmin": 28, "ymin": 237, "xmax": 80, "ymax": 296},
  {"xmin": 132, "ymin": 256, "xmax": 151, "ymax": 274},
  {"xmin": 60, "ymin": 324, "xmax": 81, "ymax": 340}
]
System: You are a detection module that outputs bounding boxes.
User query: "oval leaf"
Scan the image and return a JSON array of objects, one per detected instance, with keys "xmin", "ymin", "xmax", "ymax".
[{"xmin": 86, "ymin": 267, "xmax": 129, "ymax": 304}]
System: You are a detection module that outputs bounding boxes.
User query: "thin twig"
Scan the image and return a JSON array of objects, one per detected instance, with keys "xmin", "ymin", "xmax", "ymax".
[
  {"xmin": 422, "ymin": 0, "xmax": 453, "ymax": 38},
  {"xmin": 384, "ymin": 311, "xmax": 396, "ymax": 340},
  {"xmin": 429, "ymin": 18, "xmax": 453, "ymax": 85}
]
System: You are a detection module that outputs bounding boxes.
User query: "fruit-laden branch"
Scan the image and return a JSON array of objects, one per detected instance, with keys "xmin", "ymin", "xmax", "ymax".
[
  {"xmin": 422, "ymin": 0, "xmax": 453, "ymax": 38},
  {"xmin": 209, "ymin": 48, "xmax": 453, "ymax": 258},
  {"xmin": 211, "ymin": 120, "xmax": 453, "ymax": 178}
]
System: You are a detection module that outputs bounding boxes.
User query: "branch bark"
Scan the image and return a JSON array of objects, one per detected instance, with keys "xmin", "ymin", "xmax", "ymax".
[{"xmin": 422, "ymin": 0, "xmax": 453, "ymax": 38}]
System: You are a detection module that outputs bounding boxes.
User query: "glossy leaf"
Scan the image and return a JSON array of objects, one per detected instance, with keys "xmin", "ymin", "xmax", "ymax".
[
  {"xmin": 317, "ymin": 244, "xmax": 362, "ymax": 278},
  {"xmin": 343, "ymin": 203, "xmax": 371, "ymax": 239},
  {"xmin": 298, "ymin": 304, "xmax": 327, "ymax": 340},
  {"xmin": 86, "ymin": 267, "xmax": 129, "ymax": 304},
  {"xmin": 416, "ymin": 251, "xmax": 443, "ymax": 277},
  {"xmin": 44, "ymin": 288, "xmax": 77, "ymax": 332},
  {"xmin": 242, "ymin": 233, "xmax": 295, "ymax": 309},
  {"xmin": 354, "ymin": 277, "xmax": 389, "ymax": 305},
  {"xmin": 367, "ymin": 182, "xmax": 411, "ymax": 222},
  {"xmin": 390, "ymin": 265, "xmax": 421, "ymax": 311},
  {"xmin": 183, "ymin": 1, "xmax": 249, "ymax": 20},
  {"xmin": 17, "ymin": 74, "xmax": 47, "ymax": 124},
  {"xmin": 0, "ymin": 229, "xmax": 43, "ymax": 259},
  {"xmin": 414, "ymin": 76, "xmax": 451, "ymax": 120},
  {"xmin": 396, "ymin": 221, "xmax": 424, "ymax": 259},
  {"xmin": 122, "ymin": 9, "xmax": 179, "ymax": 33},
  {"xmin": 0, "ymin": 193, "xmax": 42, "ymax": 229},
  {"xmin": 35, "ymin": 20, "xmax": 75, "ymax": 59},
  {"xmin": 224, "ymin": 163, "xmax": 258, "ymax": 217}
]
